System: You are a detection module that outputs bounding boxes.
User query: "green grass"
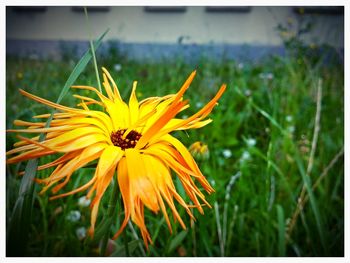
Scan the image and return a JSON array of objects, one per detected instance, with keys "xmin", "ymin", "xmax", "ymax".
[{"xmin": 6, "ymin": 47, "xmax": 344, "ymax": 256}]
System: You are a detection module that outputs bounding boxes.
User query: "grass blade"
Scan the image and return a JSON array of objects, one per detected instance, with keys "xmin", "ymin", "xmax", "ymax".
[
  {"xmin": 110, "ymin": 240, "xmax": 140, "ymax": 257},
  {"xmin": 91, "ymin": 218, "xmax": 114, "ymax": 244},
  {"xmin": 56, "ymin": 28, "xmax": 109, "ymax": 104},
  {"xmin": 214, "ymin": 201, "xmax": 224, "ymax": 256},
  {"xmin": 236, "ymin": 85, "xmax": 327, "ymax": 253},
  {"xmin": 235, "ymin": 86, "xmax": 287, "ymax": 136},
  {"xmin": 128, "ymin": 221, "xmax": 146, "ymax": 256},
  {"xmin": 7, "ymin": 28, "xmax": 109, "ymax": 256},
  {"xmin": 167, "ymin": 230, "xmax": 188, "ymax": 254},
  {"xmin": 276, "ymin": 205, "xmax": 286, "ymax": 256},
  {"xmin": 293, "ymin": 153, "xmax": 327, "ymax": 253},
  {"xmin": 84, "ymin": 7, "xmax": 102, "ymax": 93},
  {"xmin": 7, "ymin": 158, "xmax": 38, "ymax": 256}
]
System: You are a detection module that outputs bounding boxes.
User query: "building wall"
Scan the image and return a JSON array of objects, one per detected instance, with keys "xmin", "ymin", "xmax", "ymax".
[{"xmin": 6, "ymin": 6, "xmax": 344, "ymax": 48}]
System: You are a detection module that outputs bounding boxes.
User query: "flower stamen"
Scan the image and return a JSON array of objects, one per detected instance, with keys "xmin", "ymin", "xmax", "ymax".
[{"xmin": 111, "ymin": 129, "xmax": 141, "ymax": 150}]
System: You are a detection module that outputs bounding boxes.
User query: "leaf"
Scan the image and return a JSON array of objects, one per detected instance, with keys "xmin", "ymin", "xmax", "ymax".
[
  {"xmin": 148, "ymin": 216, "xmax": 165, "ymax": 245},
  {"xmin": 276, "ymin": 205, "xmax": 286, "ymax": 256},
  {"xmin": 7, "ymin": 28, "xmax": 110, "ymax": 256},
  {"xmin": 110, "ymin": 240, "xmax": 140, "ymax": 257},
  {"xmin": 91, "ymin": 217, "xmax": 114, "ymax": 245},
  {"xmin": 294, "ymin": 153, "xmax": 327, "ymax": 253},
  {"xmin": 7, "ymin": 159, "xmax": 38, "ymax": 256},
  {"xmin": 56, "ymin": 28, "xmax": 109, "ymax": 105},
  {"xmin": 167, "ymin": 230, "xmax": 188, "ymax": 254}
]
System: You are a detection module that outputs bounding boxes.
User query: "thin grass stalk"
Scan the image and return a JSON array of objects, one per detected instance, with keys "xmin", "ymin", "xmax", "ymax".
[
  {"xmin": 222, "ymin": 202, "xmax": 228, "ymax": 255},
  {"xmin": 252, "ymin": 147, "xmax": 294, "ymax": 202},
  {"xmin": 276, "ymin": 205, "xmax": 286, "ymax": 256},
  {"xmin": 214, "ymin": 201, "xmax": 224, "ymax": 256},
  {"xmin": 128, "ymin": 221, "xmax": 146, "ymax": 256},
  {"xmin": 223, "ymin": 172, "xmax": 241, "ymax": 254},
  {"xmin": 293, "ymin": 150, "xmax": 326, "ymax": 251},
  {"xmin": 237, "ymin": 84, "xmax": 325, "ymax": 251},
  {"xmin": 100, "ymin": 177, "xmax": 119, "ymax": 256},
  {"xmin": 265, "ymin": 141, "xmax": 272, "ymax": 204},
  {"xmin": 268, "ymin": 175, "xmax": 276, "ymax": 211},
  {"xmin": 287, "ymin": 78, "xmax": 322, "ymax": 238},
  {"xmin": 82, "ymin": 11, "xmax": 113, "ymax": 255},
  {"xmin": 84, "ymin": 7, "xmax": 102, "ymax": 93},
  {"xmin": 226, "ymin": 205, "xmax": 238, "ymax": 255},
  {"xmin": 266, "ymin": 141, "xmax": 275, "ymax": 211},
  {"xmin": 123, "ymin": 226, "xmax": 130, "ymax": 256},
  {"xmin": 312, "ymin": 147, "xmax": 344, "ymax": 191},
  {"xmin": 293, "ymin": 147, "xmax": 344, "ymax": 229},
  {"xmin": 190, "ymin": 207, "xmax": 197, "ymax": 256}
]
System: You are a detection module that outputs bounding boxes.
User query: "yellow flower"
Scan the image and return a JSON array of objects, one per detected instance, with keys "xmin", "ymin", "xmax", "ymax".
[
  {"xmin": 189, "ymin": 141, "xmax": 210, "ymax": 160},
  {"xmin": 6, "ymin": 68, "xmax": 226, "ymax": 248}
]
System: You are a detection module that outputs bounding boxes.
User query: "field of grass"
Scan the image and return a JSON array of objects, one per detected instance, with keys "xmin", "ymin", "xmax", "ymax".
[{"xmin": 6, "ymin": 44, "xmax": 344, "ymax": 256}]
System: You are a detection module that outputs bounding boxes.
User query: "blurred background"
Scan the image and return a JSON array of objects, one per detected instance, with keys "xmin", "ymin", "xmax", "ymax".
[
  {"xmin": 6, "ymin": 6, "xmax": 344, "ymax": 61},
  {"xmin": 6, "ymin": 6, "xmax": 344, "ymax": 257}
]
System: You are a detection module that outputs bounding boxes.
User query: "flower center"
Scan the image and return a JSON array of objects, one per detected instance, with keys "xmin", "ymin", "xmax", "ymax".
[{"xmin": 110, "ymin": 129, "xmax": 141, "ymax": 150}]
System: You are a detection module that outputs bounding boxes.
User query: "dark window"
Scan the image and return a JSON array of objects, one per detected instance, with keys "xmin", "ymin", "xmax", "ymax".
[
  {"xmin": 205, "ymin": 6, "xmax": 251, "ymax": 13},
  {"xmin": 144, "ymin": 6, "xmax": 186, "ymax": 13},
  {"xmin": 293, "ymin": 6, "xmax": 344, "ymax": 15},
  {"xmin": 12, "ymin": 6, "xmax": 47, "ymax": 13}
]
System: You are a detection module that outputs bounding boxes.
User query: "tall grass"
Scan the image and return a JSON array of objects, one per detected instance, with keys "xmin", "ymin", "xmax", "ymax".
[{"xmin": 6, "ymin": 47, "xmax": 344, "ymax": 256}]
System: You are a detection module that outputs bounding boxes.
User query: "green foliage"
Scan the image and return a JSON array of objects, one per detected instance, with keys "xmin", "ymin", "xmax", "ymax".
[
  {"xmin": 167, "ymin": 230, "xmax": 188, "ymax": 254},
  {"xmin": 6, "ymin": 45, "xmax": 343, "ymax": 256}
]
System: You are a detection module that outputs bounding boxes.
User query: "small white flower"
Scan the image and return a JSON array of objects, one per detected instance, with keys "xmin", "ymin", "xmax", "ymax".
[
  {"xmin": 244, "ymin": 89, "xmax": 252, "ymax": 97},
  {"xmin": 113, "ymin": 63, "xmax": 122, "ymax": 72},
  {"xmin": 237, "ymin": 63, "xmax": 244, "ymax": 69},
  {"xmin": 246, "ymin": 138, "xmax": 256, "ymax": 147},
  {"xmin": 240, "ymin": 151, "xmax": 251, "ymax": 163},
  {"xmin": 287, "ymin": 126, "xmax": 295, "ymax": 133},
  {"xmin": 181, "ymin": 114, "xmax": 188, "ymax": 119},
  {"xmin": 259, "ymin": 72, "xmax": 274, "ymax": 80},
  {"xmin": 286, "ymin": 115, "xmax": 293, "ymax": 122},
  {"xmin": 66, "ymin": 210, "xmax": 81, "ymax": 222},
  {"xmin": 78, "ymin": 196, "xmax": 91, "ymax": 207},
  {"xmin": 222, "ymin": 149, "xmax": 232, "ymax": 159},
  {"xmin": 76, "ymin": 227, "xmax": 86, "ymax": 240},
  {"xmin": 242, "ymin": 151, "xmax": 250, "ymax": 159},
  {"xmin": 196, "ymin": 102, "xmax": 203, "ymax": 109}
]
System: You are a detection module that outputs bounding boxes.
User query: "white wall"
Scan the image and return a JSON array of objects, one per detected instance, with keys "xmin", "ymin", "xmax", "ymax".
[{"xmin": 6, "ymin": 6, "xmax": 344, "ymax": 48}]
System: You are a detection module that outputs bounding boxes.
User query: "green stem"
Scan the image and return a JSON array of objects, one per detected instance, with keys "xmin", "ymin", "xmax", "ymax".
[
  {"xmin": 84, "ymin": 7, "xmax": 102, "ymax": 93},
  {"xmin": 100, "ymin": 176, "xmax": 119, "ymax": 256},
  {"xmin": 123, "ymin": 225, "xmax": 130, "ymax": 256}
]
